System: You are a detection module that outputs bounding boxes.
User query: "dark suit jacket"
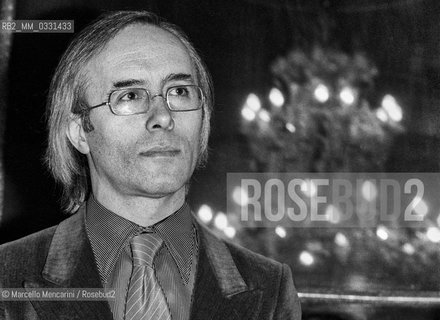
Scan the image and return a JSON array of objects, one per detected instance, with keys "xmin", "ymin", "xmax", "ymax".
[{"xmin": 0, "ymin": 206, "xmax": 301, "ymax": 319}]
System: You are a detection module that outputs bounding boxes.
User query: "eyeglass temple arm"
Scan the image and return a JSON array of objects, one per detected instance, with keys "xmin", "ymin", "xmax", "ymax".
[{"xmin": 89, "ymin": 102, "xmax": 109, "ymax": 110}]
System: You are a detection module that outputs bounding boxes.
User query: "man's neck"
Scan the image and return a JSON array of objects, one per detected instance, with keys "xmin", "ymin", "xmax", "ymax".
[{"xmin": 92, "ymin": 188, "xmax": 185, "ymax": 227}]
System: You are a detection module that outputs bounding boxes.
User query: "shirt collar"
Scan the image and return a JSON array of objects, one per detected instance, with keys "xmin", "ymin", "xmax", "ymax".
[
  {"xmin": 153, "ymin": 202, "xmax": 195, "ymax": 284},
  {"xmin": 85, "ymin": 195, "xmax": 195, "ymax": 284}
]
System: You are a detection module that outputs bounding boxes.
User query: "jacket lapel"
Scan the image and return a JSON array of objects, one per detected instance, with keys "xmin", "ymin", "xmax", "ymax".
[
  {"xmin": 21, "ymin": 208, "xmax": 263, "ymax": 319},
  {"xmin": 190, "ymin": 223, "xmax": 263, "ymax": 320},
  {"xmin": 23, "ymin": 207, "xmax": 113, "ymax": 320}
]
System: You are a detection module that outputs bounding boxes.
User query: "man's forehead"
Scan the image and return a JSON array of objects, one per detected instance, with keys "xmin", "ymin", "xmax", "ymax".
[
  {"xmin": 99, "ymin": 24, "xmax": 188, "ymax": 63},
  {"xmin": 83, "ymin": 23, "xmax": 195, "ymax": 91}
]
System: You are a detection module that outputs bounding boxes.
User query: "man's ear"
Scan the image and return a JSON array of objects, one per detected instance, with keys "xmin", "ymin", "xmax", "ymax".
[{"xmin": 66, "ymin": 116, "xmax": 90, "ymax": 154}]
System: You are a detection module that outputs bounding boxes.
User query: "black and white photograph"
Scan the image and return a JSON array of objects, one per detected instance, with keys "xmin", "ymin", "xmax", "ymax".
[{"xmin": 0, "ymin": 0, "xmax": 439, "ymax": 319}]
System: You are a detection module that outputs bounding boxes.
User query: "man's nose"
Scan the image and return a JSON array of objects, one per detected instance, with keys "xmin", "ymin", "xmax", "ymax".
[{"xmin": 145, "ymin": 94, "xmax": 174, "ymax": 131}]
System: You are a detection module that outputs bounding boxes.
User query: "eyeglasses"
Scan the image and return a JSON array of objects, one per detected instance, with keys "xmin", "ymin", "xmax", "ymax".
[{"xmin": 89, "ymin": 85, "xmax": 204, "ymax": 116}]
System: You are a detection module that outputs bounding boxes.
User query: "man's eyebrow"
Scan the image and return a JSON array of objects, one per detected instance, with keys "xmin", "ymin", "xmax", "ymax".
[
  {"xmin": 112, "ymin": 79, "xmax": 147, "ymax": 89},
  {"xmin": 162, "ymin": 73, "xmax": 193, "ymax": 84},
  {"xmin": 107, "ymin": 74, "xmax": 193, "ymax": 95}
]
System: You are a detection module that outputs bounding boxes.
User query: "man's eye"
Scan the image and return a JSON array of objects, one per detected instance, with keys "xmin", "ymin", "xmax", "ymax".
[
  {"xmin": 120, "ymin": 91, "xmax": 139, "ymax": 101},
  {"xmin": 169, "ymin": 86, "xmax": 189, "ymax": 97}
]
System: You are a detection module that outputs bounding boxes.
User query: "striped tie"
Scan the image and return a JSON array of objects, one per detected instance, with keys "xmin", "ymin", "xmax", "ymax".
[{"xmin": 125, "ymin": 233, "xmax": 171, "ymax": 320}]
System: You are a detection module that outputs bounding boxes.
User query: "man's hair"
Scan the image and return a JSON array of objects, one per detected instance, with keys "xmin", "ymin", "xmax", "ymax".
[{"xmin": 45, "ymin": 10, "xmax": 213, "ymax": 213}]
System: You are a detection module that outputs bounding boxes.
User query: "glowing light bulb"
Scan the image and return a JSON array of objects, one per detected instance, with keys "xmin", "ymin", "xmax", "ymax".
[
  {"xmin": 269, "ymin": 88, "xmax": 285, "ymax": 108},
  {"xmin": 299, "ymin": 251, "xmax": 314, "ymax": 266},
  {"xmin": 246, "ymin": 93, "xmax": 261, "ymax": 112},
  {"xmin": 376, "ymin": 108, "xmax": 389, "ymax": 122},
  {"xmin": 224, "ymin": 226, "xmax": 236, "ymax": 238},
  {"xmin": 402, "ymin": 243, "xmax": 415, "ymax": 255},
  {"xmin": 285, "ymin": 122, "xmax": 296, "ymax": 133},
  {"xmin": 381, "ymin": 94, "xmax": 403, "ymax": 122},
  {"xmin": 427, "ymin": 227, "xmax": 440, "ymax": 243},
  {"xmin": 361, "ymin": 180, "xmax": 378, "ymax": 202},
  {"xmin": 301, "ymin": 179, "xmax": 317, "ymax": 198},
  {"xmin": 258, "ymin": 109, "xmax": 271, "ymax": 122},
  {"xmin": 241, "ymin": 106, "xmax": 256, "ymax": 121},
  {"xmin": 325, "ymin": 205, "xmax": 341, "ymax": 224},
  {"xmin": 275, "ymin": 226, "xmax": 287, "ymax": 238},
  {"xmin": 334, "ymin": 232, "xmax": 349, "ymax": 247},
  {"xmin": 198, "ymin": 204, "xmax": 213, "ymax": 223},
  {"xmin": 214, "ymin": 212, "xmax": 228, "ymax": 230},
  {"xmin": 376, "ymin": 225, "xmax": 389, "ymax": 240},
  {"xmin": 232, "ymin": 186, "xmax": 249, "ymax": 207},
  {"xmin": 314, "ymin": 84, "xmax": 330, "ymax": 103},
  {"xmin": 339, "ymin": 87, "xmax": 356, "ymax": 105}
]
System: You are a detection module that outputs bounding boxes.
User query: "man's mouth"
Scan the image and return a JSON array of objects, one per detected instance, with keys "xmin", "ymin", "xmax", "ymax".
[{"xmin": 140, "ymin": 147, "xmax": 181, "ymax": 157}]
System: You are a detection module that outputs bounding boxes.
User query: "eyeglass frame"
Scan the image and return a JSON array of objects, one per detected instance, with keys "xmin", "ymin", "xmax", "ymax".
[{"xmin": 88, "ymin": 84, "xmax": 205, "ymax": 116}]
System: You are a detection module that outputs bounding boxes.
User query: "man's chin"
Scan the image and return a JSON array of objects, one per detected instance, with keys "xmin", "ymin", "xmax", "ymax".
[
  {"xmin": 135, "ymin": 176, "xmax": 188, "ymax": 197},
  {"xmin": 141, "ymin": 158, "xmax": 196, "ymax": 178},
  {"xmin": 135, "ymin": 160, "xmax": 195, "ymax": 194},
  {"xmin": 141, "ymin": 157, "xmax": 189, "ymax": 171}
]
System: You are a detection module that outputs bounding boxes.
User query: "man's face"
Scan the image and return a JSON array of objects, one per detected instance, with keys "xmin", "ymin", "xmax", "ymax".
[{"xmin": 75, "ymin": 24, "xmax": 203, "ymax": 200}]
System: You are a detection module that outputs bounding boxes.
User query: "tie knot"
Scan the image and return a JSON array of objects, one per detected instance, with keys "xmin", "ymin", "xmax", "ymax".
[{"xmin": 130, "ymin": 232, "xmax": 163, "ymax": 267}]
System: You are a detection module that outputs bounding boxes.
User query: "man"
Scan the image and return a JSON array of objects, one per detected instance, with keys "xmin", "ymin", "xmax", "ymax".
[{"xmin": 0, "ymin": 11, "xmax": 301, "ymax": 320}]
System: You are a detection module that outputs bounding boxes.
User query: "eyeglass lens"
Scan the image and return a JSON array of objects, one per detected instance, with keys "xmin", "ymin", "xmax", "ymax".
[{"xmin": 109, "ymin": 85, "xmax": 203, "ymax": 115}]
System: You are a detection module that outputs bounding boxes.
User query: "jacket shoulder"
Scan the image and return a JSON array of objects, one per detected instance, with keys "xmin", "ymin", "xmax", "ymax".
[
  {"xmin": 225, "ymin": 240, "xmax": 284, "ymax": 279},
  {"xmin": 0, "ymin": 225, "xmax": 57, "ymax": 285},
  {"xmin": 223, "ymin": 238, "xmax": 302, "ymax": 319}
]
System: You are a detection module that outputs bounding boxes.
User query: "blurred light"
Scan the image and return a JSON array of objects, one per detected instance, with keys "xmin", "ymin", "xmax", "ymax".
[
  {"xmin": 427, "ymin": 227, "xmax": 440, "ymax": 243},
  {"xmin": 376, "ymin": 225, "xmax": 389, "ymax": 240},
  {"xmin": 214, "ymin": 212, "xmax": 228, "ymax": 230},
  {"xmin": 376, "ymin": 108, "xmax": 388, "ymax": 122},
  {"xmin": 198, "ymin": 204, "xmax": 213, "ymax": 223},
  {"xmin": 325, "ymin": 205, "xmax": 341, "ymax": 224},
  {"xmin": 348, "ymin": 274, "xmax": 368, "ymax": 291},
  {"xmin": 299, "ymin": 251, "xmax": 315, "ymax": 266},
  {"xmin": 307, "ymin": 241, "xmax": 323, "ymax": 251},
  {"xmin": 290, "ymin": 83, "xmax": 299, "ymax": 93},
  {"xmin": 246, "ymin": 93, "xmax": 261, "ymax": 112},
  {"xmin": 258, "ymin": 109, "xmax": 271, "ymax": 122},
  {"xmin": 334, "ymin": 232, "xmax": 349, "ymax": 247},
  {"xmin": 224, "ymin": 226, "xmax": 236, "ymax": 239},
  {"xmin": 285, "ymin": 122, "xmax": 296, "ymax": 133},
  {"xmin": 415, "ymin": 231, "xmax": 425, "ymax": 240},
  {"xmin": 339, "ymin": 87, "xmax": 356, "ymax": 105},
  {"xmin": 381, "ymin": 94, "xmax": 403, "ymax": 122},
  {"xmin": 411, "ymin": 196, "xmax": 428, "ymax": 217},
  {"xmin": 301, "ymin": 179, "xmax": 317, "ymax": 198},
  {"xmin": 232, "ymin": 186, "xmax": 249, "ymax": 207},
  {"xmin": 241, "ymin": 106, "xmax": 256, "ymax": 121},
  {"xmin": 402, "ymin": 243, "xmax": 415, "ymax": 255},
  {"xmin": 361, "ymin": 180, "xmax": 378, "ymax": 202},
  {"xmin": 269, "ymin": 87, "xmax": 285, "ymax": 108},
  {"xmin": 314, "ymin": 84, "xmax": 330, "ymax": 103},
  {"xmin": 275, "ymin": 226, "xmax": 287, "ymax": 238},
  {"xmin": 436, "ymin": 214, "xmax": 440, "ymax": 227}
]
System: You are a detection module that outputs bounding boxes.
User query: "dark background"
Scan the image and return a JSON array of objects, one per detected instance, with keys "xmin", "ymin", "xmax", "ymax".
[{"xmin": 1, "ymin": 0, "xmax": 439, "ymax": 244}]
